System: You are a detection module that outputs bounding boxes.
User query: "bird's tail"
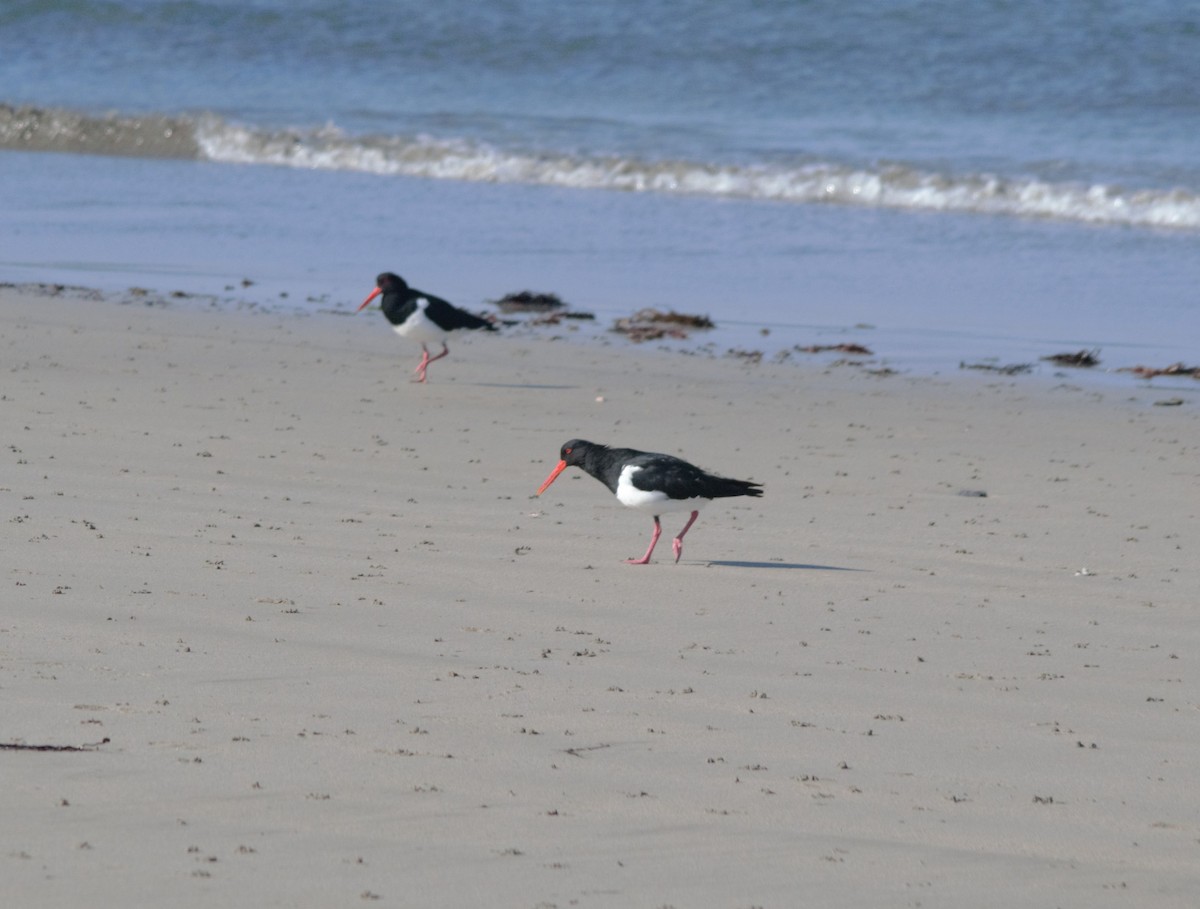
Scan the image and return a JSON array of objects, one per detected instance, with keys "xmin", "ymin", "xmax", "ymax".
[{"xmin": 707, "ymin": 478, "xmax": 763, "ymax": 499}]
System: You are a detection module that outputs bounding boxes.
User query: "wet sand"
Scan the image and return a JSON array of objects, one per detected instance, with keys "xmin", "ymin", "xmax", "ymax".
[{"xmin": 3, "ymin": 284, "xmax": 1198, "ymax": 907}]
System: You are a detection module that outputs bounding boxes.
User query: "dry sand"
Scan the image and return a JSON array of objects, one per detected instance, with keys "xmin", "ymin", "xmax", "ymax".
[{"xmin": 2, "ymin": 285, "xmax": 1198, "ymax": 907}]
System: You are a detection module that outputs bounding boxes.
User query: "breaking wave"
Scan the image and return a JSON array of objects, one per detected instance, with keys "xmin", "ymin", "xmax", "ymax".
[{"xmin": 4, "ymin": 104, "xmax": 1198, "ymax": 230}]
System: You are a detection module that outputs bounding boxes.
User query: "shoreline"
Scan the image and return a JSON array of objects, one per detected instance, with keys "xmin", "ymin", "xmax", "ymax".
[
  {"xmin": 6, "ymin": 278, "xmax": 1198, "ymax": 397},
  {"xmin": 3, "ymin": 281, "xmax": 1198, "ymax": 907}
]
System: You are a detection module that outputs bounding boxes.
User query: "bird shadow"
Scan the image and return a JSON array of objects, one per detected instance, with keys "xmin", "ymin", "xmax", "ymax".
[{"xmin": 704, "ymin": 560, "xmax": 864, "ymax": 571}]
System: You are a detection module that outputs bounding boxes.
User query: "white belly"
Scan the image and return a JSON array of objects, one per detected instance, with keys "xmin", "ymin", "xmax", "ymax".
[
  {"xmin": 615, "ymin": 465, "xmax": 705, "ymax": 514},
  {"xmin": 392, "ymin": 299, "xmax": 447, "ymax": 346}
]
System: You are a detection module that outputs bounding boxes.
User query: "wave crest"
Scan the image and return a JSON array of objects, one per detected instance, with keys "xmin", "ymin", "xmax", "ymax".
[
  {"xmin": 4, "ymin": 105, "xmax": 1197, "ymax": 230},
  {"xmin": 191, "ymin": 120, "xmax": 1200, "ymax": 230}
]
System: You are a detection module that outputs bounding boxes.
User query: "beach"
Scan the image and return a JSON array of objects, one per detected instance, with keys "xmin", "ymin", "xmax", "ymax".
[{"xmin": 2, "ymin": 283, "xmax": 1197, "ymax": 907}]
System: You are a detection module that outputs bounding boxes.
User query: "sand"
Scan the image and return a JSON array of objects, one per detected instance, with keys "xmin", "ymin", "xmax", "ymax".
[{"xmin": 2, "ymin": 284, "xmax": 1198, "ymax": 908}]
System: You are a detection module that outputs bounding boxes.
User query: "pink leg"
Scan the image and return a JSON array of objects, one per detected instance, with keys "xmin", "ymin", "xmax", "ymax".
[
  {"xmin": 625, "ymin": 516, "xmax": 662, "ymax": 565},
  {"xmin": 412, "ymin": 345, "xmax": 432, "ymax": 383},
  {"xmin": 671, "ymin": 510, "xmax": 700, "ymax": 563},
  {"xmin": 414, "ymin": 343, "xmax": 448, "ymax": 383},
  {"xmin": 426, "ymin": 342, "xmax": 449, "ymax": 366}
]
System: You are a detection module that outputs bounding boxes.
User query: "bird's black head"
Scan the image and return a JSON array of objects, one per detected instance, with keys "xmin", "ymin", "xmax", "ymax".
[
  {"xmin": 358, "ymin": 272, "xmax": 409, "ymax": 313},
  {"xmin": 558, "ymin": 439, "xmax": 599, "ymax": 467},
  {"xmin": 376, "ymin": 272, "xmax": 408, "ymax": 293},
  {"xmin": 537, "ymin": 439, "xmax": 601, "ymax": 497}
]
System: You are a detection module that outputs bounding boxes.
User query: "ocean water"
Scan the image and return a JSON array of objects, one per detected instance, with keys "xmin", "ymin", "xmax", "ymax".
[{"xmin": 2, "ymin": 0, "xmax": 1198, "ymax": 382}]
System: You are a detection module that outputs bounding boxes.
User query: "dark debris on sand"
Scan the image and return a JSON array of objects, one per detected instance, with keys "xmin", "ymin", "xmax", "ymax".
[
  {"xmin": 1041, "ymin": 349, "xmax": 1101, "ymax": 368},
  {"xmin": 489, "ymin": 290, "xmax": 567, "ymax": 313},
  {"xmin": 1, "ymin": 737, "xmax": 110, "ymax": 752},
  {"xmin": 795, "ymin": 343, "xmax": 874, "ymax": 356},
  {"xmin": 2, "ymin": 281, "xmax": 104, "ymax": 300},
  {"xmin": 529, "ymin": 311, "xmax": 596, "ymax": 326},
  {"xmin": 960, "ymin": 361, "xmax": 1035, "ymax": 375},
  {"xmin": 612, "ymin": 308, "xmax": 716, "ymax": 342},
  {"xmin": 1118, "ymin": 363, "xmax": 1200, "ymax": 380},
  {"xmin": 725, "ymin": 348, "xmax": 764, "ymax": 363}
]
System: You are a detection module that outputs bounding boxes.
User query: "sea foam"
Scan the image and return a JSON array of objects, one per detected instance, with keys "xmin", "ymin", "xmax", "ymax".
[
  {"xmin": 194, "ymin": 118, "xmax": 1200, "ymax": 230},
  {"xmin": 4, "ymin": 105, "xmax": 1196, "ymax": 230}
]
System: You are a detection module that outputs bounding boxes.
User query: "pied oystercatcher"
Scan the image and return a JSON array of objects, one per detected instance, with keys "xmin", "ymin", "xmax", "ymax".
[
  {"xmin": 357, "ymin": 272, "xmax": 496, "ymax": 382},
  {"xmin": 536, "ymin": 439, "xmax": 763, "ymax": 564}
]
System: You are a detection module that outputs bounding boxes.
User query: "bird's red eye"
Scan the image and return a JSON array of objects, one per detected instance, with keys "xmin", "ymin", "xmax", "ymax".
[{"xmin": 564, "ymin": 448, "xmax": 572, "ymax": 455}]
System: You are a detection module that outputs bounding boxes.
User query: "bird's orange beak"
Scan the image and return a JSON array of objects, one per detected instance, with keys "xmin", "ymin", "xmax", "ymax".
[
  {"xmin": 535, "ymin": 460, "xmax": 568, "ymax": 496},
  {"xmin": 356, "ymin": 287, "xmax": 382, "ymax": 313}
]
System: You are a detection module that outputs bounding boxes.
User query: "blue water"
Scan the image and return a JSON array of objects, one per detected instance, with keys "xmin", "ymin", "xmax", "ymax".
[{"xmin": 2, "ymin": 0, "xmax": 1198, "ymax": 382}]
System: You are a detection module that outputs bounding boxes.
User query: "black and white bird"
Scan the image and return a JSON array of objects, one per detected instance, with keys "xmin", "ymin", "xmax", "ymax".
[
  {"xmin": 356, "ymin": 272, "xmax": 496, "ymax": 382},
  {"xmin": 535, "ymin": 439, "xmax": 763, "ymax": 564}
]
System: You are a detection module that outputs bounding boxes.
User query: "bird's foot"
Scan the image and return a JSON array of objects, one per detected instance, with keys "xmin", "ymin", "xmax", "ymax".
[{"xmin": 624, "ymin": 555, "xmax": 652, "ymax": 565}]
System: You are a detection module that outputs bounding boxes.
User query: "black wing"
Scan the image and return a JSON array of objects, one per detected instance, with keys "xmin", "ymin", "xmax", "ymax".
[
  {"xmin": 627, "ymin": 453, "xmax": 762, "ymax": 501},
  {"xmin": 421, "ymin": 293, "xmax": 497, "ymax": 332}
]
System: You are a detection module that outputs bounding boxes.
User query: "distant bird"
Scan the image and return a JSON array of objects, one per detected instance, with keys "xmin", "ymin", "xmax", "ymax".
[
  {"xmin": 536, "ymin": 439, "xmax": 763, "ymax": 564},
  {"xmin": 356, "ymin": 272, "xmax": 496, "ymax": 382}
]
